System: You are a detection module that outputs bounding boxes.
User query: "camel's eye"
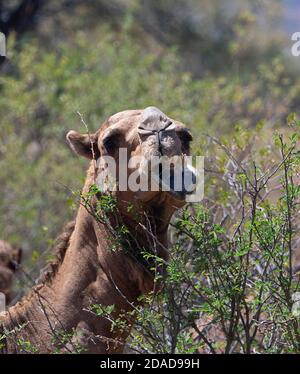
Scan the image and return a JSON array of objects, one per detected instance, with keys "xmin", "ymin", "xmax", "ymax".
[
  {"xmin": 102, "ymin": 129, "xmax": 122, "ymax": 154},
  {"xmin": 103, "ymin": 136, "xmax": 115, "ymax": 152},
  {"xmin": 176, "ymin": 128, "xmax": 193, "ymax": 154}
]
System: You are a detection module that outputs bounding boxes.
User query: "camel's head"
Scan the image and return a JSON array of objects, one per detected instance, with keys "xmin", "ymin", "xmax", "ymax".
[
  {"xmin": 67, "ymin": 107, "xmax": 196, "ymax": 224},
  {"xmin": 0, "ymin": 240, "xmax": 22, "ymax": 301}
]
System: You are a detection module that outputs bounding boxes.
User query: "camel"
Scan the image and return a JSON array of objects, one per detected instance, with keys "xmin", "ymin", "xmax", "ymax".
[
  {"xmin": 0, "ymin": 107, "xmax": 194, "ymax": 353},
  {"xmin": 0, "ymin": 240, "xmax": 22, "ymax": 306}
]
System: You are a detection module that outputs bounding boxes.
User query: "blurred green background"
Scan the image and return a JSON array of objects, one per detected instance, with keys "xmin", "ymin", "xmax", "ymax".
[{"xmin": 0, "ymin": 0, "xmax": 300, "ymax": 269}]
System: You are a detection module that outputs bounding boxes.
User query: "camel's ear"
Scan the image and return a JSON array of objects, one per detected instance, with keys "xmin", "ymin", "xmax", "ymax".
[
  {"xmin": 176, "ymin": 127, "xmax": 193, "ymax": 155},
  {"xmin": 66, "ymin": 130, "xmax": 100, "ymax": 160},
  {"xmin": 14, "ymin": 247, "xmax": 22, "ymax": 266}
]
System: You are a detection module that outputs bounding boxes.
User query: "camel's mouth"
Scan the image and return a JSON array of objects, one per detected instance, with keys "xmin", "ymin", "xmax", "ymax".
[
  {"xmin": 166, "ymin": 187, "xmax": 191, "ymax": 201},
  {"xmin": 155, "ymin": 162, "xmax": 197, "ymax": 201},
  {"xmin": 121, "ymin": 156, "xmax": 198, "ymax": 203}
]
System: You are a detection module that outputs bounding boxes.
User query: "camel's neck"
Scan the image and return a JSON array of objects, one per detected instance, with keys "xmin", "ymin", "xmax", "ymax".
[{"xmin": 1, "ymin": 187, "xmax": 169, "ymax": 353}]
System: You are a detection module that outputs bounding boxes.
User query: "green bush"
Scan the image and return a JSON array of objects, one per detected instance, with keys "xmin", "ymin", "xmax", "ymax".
[{"xmin": 101, "ymin": 118, "xmax": 300, "ymax": 354}]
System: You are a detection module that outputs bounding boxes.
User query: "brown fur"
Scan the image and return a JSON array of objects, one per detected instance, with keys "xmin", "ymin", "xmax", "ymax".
[
  {"xmin": 0, "ymin": 240, "xmax": 22, "ymax": 305},
  {"xmin": 36, "ymin": 221, "xmax": 75, "ymax": 286},
  {"xmin": 0, "ymin": 108, "xmax": 192, "ymax": 354}
]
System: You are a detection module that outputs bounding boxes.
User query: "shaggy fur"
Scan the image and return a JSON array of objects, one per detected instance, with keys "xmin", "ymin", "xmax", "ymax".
[{"xmin": 0, "ymin": 240, "xmax": 22, "ymax": 305}]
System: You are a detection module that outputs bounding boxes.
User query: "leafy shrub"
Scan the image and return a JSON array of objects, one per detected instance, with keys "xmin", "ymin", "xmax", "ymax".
[{"xmin": 93, "ymin": 117, "xmax": 300, "ymax": 354}]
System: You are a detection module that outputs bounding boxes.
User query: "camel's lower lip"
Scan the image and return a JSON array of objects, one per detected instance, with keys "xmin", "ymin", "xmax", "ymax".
[
  {"xmin": 155, "ymin": 175, "xmax": 190, "ymax": 201},
  {"xmin": 166, "ymin": 188, "xmax": 187, "ymax": 201},
  {"xmin": 167, "ymin": 185, "xmax": 197, "ymax": 202}
]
